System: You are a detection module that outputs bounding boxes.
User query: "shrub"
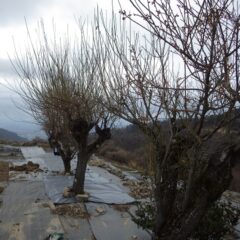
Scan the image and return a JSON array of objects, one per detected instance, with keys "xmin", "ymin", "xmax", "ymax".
[
  {"xmin": 132, "ymin": 201, "xmax": 155, "ymax": 230},
  {"xmin": 132, "ymin": 200, "xmax": 240, "ymax": 240},
  {"xmin": 192, "ymin": 200, "xmax": 240, "ymax": 240}
]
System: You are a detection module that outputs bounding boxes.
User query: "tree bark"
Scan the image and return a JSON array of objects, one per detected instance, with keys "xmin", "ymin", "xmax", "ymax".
[
  {"xmin": 58, "ymin": 146, "xmax": 73, "ymax": 173},
  {"xmin": 164, "ymin": 195, "xmax": 208, "ymax": 240},
  {"xmin": 154, "ymin": 139, "xmax": 182, "ymax": 236},
  {"xmin": 153, "ymin": 141, "xmax": 237, "ymax": 240},
  {"xmin": 154, "ymin": 172, "xmax": 165, "ymax": 239},
  {"xmin": 72, "ymin": 150, "xmax": 89, "ymax": 194},
  {"xmin": 62, "ymin": 156, "xmax": 71, "ymax": 173},
  {"xmin": 69, "ymin": 118, "xmax": 111, "ymax": 195}
]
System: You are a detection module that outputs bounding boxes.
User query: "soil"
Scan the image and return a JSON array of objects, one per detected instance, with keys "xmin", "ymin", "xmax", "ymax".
[
  {"xmin": 10, "ymin": 161, "xmax": 42, "ymax": 172},
  {"xmin": 52, "ymin": 204, "xmax": 89, "ymax": 218},
  {"xmin": 112, "ymin": 204, "xmax": 131, "ymax": 212},
  {"xmin": 123, "ymin": 180, "xmax": 152, "ymax": 199}
]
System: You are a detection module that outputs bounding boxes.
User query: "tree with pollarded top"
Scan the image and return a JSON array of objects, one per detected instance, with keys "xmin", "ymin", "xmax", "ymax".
[{"xmin": 13, "ymin": 22, "xmax": 113, "ymax": 194}]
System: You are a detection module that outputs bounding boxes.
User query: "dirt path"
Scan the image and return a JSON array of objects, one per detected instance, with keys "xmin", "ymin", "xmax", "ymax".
[
  {"xmin": 0, "ymin": 146, "xmax": 151, "ymax": 240},
  {"xmin": 0, "ymin": 181, "xmax": 63, "ymax": 240}
]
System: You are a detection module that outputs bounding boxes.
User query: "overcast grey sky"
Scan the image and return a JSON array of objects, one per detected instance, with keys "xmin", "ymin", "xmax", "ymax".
[{"xmin": 0, "ymin": 0, "xmax": 133, "ymax": 138}]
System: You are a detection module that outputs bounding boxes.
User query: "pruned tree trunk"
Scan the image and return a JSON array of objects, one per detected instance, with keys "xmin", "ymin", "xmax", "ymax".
[
  {"xmin": 154, "ymin": 173, "xmax": 165, "ymax": 238},
  {"xmin": 69, "ymin": 118, "xmax": 111, "ymax": 195},
  {"xmin": 62, "ymin": 156, "xmax": 71, "ymax": 173},
  {"xmin": 48, "ymin": 132, "xmax": 74, "ymax": 174},
  {"xmin": 153, "ymin": 140, "xmax": 238, "ymax": 240},
  {"xmin": 58, "ymin": 146, "xmax": 74, "ymax": 173},
  {"xmin": 154, "ymin": 151, "xmax": 180, "ymax": 239},
  {"xmin": 72, "ymin": 150, "xmax": 89, "ymax": 194}
]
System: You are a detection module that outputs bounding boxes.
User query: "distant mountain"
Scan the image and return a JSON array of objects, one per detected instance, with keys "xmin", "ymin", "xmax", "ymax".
[{"xmin": 0, "ymin": 128, "xmax": 27, "ymax": 142}]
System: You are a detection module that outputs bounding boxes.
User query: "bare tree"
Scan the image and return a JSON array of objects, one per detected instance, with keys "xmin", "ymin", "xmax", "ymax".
[
  {"xmin": 12, "ymin": 34, "xmax": 77, "ymax": 174},
  {"xmin": 13, "ymin": 23, "xmax": 112, "ymax": 194},
  {"xmin": 96, "ymin": 0, "xmax": 240, "ymax": 238},
  {"xmin": 43, "ymin": 108, "xmax": 76, "ymax": 173}
]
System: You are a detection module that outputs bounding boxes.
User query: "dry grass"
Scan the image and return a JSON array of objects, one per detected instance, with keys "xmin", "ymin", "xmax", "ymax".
[
  {"xmin": 97, "ymin": 140, "xmax": 149, "ymax": 173},
  {"xmin": 112, "ymin": 204, "xmax": 131, "ymax": 212}
]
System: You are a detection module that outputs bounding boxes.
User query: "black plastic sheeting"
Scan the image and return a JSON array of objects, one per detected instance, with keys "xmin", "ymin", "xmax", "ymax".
[{"xmin": 44, "ymin": 168, "xmax": 135, "ymax": 204}]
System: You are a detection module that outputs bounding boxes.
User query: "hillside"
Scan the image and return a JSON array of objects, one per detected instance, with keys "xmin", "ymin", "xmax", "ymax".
[{"xmin": 0, "ymin": 128, "xmax": 27, "ymax": 142}]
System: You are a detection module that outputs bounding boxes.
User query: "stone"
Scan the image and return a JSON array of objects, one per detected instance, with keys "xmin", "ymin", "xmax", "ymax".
[
  {"xmin": 95, "ymin": 207, "xmax": 106, "ymax": 214},
  {"xmin": 76, "ymin": 193, "xmax": 89, "ymax": 202},
  {"xmin": 48, "ymin": 201, "xmax": 56, "ymax": 211},
  {"xmin": 63, "ymin": 187, "xmax": 74, "ymax": 198}
]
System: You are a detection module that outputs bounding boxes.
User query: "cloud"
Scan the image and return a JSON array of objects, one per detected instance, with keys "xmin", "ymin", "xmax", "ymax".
[
  {"xmin": 0, "ymin": 85, "xmax": 39, "ymax": 136},
  {"xmin": 0, "ymin": 58, "xmax": 16, "ymax": 77},
  {"xmin": 0, "ymin": 0, "xmax": 135, "ymax": 27},
  {"xmin": 0, "ymin": 0, "xmax": 50, "ymax": 26},
  {"xmin": 0, "ymin": 0, "xmax": 112, "ymax": 27},
  {"xmin": 0, "ymin": 0, "xmax": 136, "ymax": 138}
]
